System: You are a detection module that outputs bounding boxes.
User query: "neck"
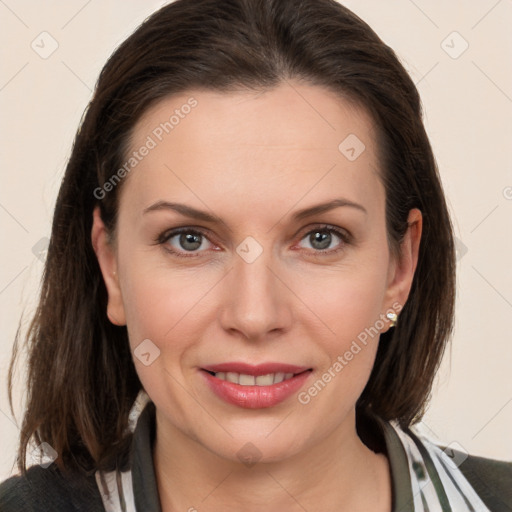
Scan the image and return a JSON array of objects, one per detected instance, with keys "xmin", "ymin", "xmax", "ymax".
[{"xmin": 153, "ymin": 409, "xmax": 392, "ymax": 512}]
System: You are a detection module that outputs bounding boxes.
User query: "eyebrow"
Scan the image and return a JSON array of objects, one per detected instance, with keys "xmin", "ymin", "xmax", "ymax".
[{"xmin": 142, "ymin": 198, "xmax": 367, "ymax": 223}]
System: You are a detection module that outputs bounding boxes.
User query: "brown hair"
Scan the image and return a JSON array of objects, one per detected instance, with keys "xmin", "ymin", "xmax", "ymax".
[{"xmin": 8, "ymin": 0, "xmax": 455, "ymax": 478}]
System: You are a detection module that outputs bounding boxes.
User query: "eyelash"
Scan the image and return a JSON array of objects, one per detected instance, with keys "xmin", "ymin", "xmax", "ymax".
[{"xmin": 154, "ymin": 224, "xmax": 352, "ymax": 260}]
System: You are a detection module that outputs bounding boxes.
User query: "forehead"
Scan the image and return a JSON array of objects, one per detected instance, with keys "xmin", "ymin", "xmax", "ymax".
[
  {"xmin": 120, "ymin": 82, "xmax": 382, "ymax": 220},
  {"xmin": 134, "ymin": 82, "xmax": 376, "ymax": 153}
]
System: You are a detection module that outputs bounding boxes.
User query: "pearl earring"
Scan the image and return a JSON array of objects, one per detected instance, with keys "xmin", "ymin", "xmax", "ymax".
[{"xmin": 386, "ymin": 311, "xmax": 398, "ymax": 327}]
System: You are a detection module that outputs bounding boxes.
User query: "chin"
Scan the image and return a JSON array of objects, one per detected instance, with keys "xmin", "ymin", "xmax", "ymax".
[{"xmin": 203, "ymin": 429, "xmax": 310, "ymax": 467}]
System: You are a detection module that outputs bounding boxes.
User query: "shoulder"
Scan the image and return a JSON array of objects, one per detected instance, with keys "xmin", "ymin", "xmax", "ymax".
[
  {"xmin": 415, "ymin": 430, "xmax": 512, "ymax": 511},
  {"xmin": 449, "ymin": 447, "xmax": 512, "ymax": 510},
  {"xmin": 0, "ymin": 463, "xmax": 105, "ymax": 512},
  {"xmin": 379, "ymin": 417, "xmax": 512, "ymax": 511}
]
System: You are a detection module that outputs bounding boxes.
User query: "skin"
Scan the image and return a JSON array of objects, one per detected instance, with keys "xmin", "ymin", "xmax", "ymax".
[{"xmin": 92, "ymin": 81, "xmax": 422, "ymax": 511}]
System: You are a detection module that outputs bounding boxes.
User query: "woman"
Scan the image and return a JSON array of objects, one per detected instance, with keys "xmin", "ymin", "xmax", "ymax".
[{"xmin": 1, "ymin": 0, "xmax": 510, "ymax": 510}]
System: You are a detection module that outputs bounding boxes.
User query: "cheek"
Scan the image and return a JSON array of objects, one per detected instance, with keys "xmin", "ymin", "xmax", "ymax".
[
  {"xmin": 292, "ymin": 254, "xmax": 390, "ymax": 409},
  {"xmin": 295, "ymin": 271, "xmax": 388, "ymax": 418},
  {"xmin": 118, "ymin": 263, "xmax": 219, "ymax": 412},
  {"xmin": 119, "ymin": 254, "xmax": 221, "ymax": 356},
  {"xmin": 296, "ymin": 258, "xmax": 389, "ymax": 346}
]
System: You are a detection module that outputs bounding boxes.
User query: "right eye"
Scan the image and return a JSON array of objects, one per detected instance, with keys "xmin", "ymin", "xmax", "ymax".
[{"xmin": 157, "ymin": 228, "xmax": 217, "ymax": 258}]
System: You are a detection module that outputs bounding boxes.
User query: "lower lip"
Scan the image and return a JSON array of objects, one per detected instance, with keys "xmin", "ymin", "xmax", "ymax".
[{"xmin": 201, "ymin": 370, "xmax": 312, "ymax": 409}]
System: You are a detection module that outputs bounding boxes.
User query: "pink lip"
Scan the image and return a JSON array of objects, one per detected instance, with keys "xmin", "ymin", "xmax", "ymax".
[
  {"xmin": 200, "ymin": 363, "xmax": 312, "ymax": 409},
  {"xmin": 201, "ymin": 362, "xmax": 310, "ymax": 376}
]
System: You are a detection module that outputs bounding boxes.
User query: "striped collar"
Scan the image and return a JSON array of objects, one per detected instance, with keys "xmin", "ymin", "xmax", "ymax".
[{"xmin": 95, "ymin": 400, "xmax": 490, "ymax": 512}]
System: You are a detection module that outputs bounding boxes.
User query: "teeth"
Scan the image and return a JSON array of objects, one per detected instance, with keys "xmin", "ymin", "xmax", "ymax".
[
  {"xmin": 239, "ymin": 374, "xmax": 255, "ymax": 386},
  {"xmin": 256, "ymin": 374, "xmax": 274, "ymax": 386},
  {"xmin": 273, "ymin": 372, "xmax": 285, "ymax": 384},
  {"xmin": 212, "ymin": 371, "xmax": 296, "ymax": 386},
  {"xmin": 226, "ymin": 372, "xmax": 238, "ymax": 383}
]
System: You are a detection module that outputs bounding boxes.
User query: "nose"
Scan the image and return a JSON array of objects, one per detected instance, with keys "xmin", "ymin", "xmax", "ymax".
[{"xmin": 218, "ymin": 245, "xmax": 293, "ymax": 342}]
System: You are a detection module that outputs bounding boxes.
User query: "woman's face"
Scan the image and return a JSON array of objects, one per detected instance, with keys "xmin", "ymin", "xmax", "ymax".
[{"xmin": 93, "ymin": 81, "xmax": 420, "ymax": 463}]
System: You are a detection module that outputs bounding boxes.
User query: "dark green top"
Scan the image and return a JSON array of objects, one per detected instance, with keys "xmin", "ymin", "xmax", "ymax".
[{"xmin": 1, "ymin": 401, "xmax": 511, "ymax": 511}]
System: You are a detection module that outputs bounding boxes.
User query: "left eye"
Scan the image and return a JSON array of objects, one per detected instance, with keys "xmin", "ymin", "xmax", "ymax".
[{"xmin": 297, "ymin": 227, "xmax": 346, "ymax": 252}]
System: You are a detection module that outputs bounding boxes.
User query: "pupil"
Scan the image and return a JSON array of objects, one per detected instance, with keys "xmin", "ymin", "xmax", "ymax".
[
  {"xmin": 180, "ymin": 233, "xmax": 201, "ymax": 251},
  {"xmin": 312, "ymin": 231, "xmax": 331, "ymax": 250}
]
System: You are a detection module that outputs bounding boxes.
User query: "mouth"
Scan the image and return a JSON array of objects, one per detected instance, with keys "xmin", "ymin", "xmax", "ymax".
[
  {"xmin": 200, "ymin": 362, "xmax": 313, "ymax": 408},
  {"xmin": 202, "ymin": 369, "xmax": 311, "ymax": 386}
]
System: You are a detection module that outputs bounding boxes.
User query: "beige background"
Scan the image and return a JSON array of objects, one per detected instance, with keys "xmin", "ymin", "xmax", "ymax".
[{"xmin": 1, "ymin": 0, "xmax": 511, "ymax": 479}]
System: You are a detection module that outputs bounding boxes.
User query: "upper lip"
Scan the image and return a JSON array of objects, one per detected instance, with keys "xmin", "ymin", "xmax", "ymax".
[{"xmin": 201, "ymin": 362, "xmax": 311, "ymax": 376}]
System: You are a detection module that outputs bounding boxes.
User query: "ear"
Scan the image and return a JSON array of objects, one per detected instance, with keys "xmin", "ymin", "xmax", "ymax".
[
  {"xmin": 382, "ymin": 208, "xmax": 422, "ymax": 330},
  {"xmin": 91, "ymin": 205, "xmax": 126, "ymax": 326}
]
